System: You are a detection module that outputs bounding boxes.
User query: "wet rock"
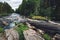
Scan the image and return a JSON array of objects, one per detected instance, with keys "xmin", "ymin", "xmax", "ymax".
[
  {"xmin": 52, "ymin": 34, "xmax": 60, "ymax": 40},
  {"xmin": 26, "ymin": 22, "xmax": 44, "ymax": 35},
  {"xmin": 26, "ymin": 22, "xmax": 35, "ymax": 29},
  {"xmin": 37, "ymin": 29, "xmax": 44, "ymax": 35}
]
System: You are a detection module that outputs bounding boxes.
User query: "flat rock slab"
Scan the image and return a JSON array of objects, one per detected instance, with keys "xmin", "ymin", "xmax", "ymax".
[
  {"xmin": 23, "ymin": 29, "xmax": 45, "ymax": 40},
  {"xmin": 5, "ymin": 28, "xmax": 19, "ymax": 40}
]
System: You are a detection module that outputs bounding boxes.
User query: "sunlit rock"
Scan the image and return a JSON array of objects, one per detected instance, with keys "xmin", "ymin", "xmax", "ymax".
[{"xmin": 23, "ymin": 29, "xmax": 45, "ymax": 40}]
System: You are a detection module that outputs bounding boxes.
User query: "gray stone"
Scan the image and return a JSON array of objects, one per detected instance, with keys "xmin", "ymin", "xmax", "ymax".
[
  {"xmin": 23, "ymin": 29, "xmax": 45, "ymax": 40},
  {"xmin": 5, "ymin": 28, "xmax": 19, "ymax": 40},
  {"xmin": 53, "ymin": 34, "xmax": 60, "ymax": 40}
]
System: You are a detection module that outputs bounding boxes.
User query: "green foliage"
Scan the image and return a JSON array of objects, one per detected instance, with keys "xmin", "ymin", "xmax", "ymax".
[
  {"xmin": 43, "ymin": 7, "xmax": 53, "ymax": 20},
  {"xmin": 0, "ymin": 27, "xmax": 4, "ymax": 33},
  {"xmin": 15, "ymin": 0, "xmax": 57, "ymax": 20},
  {"xmin": 30, "ymin": 13, "xmax": 35, "ymax": 17},
  {"xmin": 15, "ymin": 0, "xmax": 37, "ymax": 16},
  {"xmin": 44, "ymin": 7, "xmax": 52, "ymax": 17},
  {"xmin": 43, "ymin": 34, "xmax": 51, "ymax": 40},
  {"xmin": 18, "ymin": 23, "xmax": 28, "ymax": 31},
  {"xmin": 51, "ymin": 0, "xmax": 60, "ymax": 21},
  {"xmin": 0, "ymin": 2, "xmax": 14, "ymax": 16},
  {"xmin": 15, "ymin": 23, "xmax": 29, "ymax": 40}
]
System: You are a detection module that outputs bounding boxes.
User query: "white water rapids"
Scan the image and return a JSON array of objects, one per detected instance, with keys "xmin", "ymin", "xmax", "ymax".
[{"xmin": 2, "ymin": 13, "xmax": 26, "ymax": 29}]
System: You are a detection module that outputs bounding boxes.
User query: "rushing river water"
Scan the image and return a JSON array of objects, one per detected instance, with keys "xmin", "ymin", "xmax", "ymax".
[{"xmin": 3, "ymin": 13, "xmax": 24, "ymax": 30}]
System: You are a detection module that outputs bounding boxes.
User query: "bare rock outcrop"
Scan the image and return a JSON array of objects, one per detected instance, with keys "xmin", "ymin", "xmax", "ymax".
[
  {"xmin": 52, "ymin": 34, "xmax": 60, "ymax": 40},
  {"xmin": 23, "ymin": 29, "xmax": 45, "ymax": 40},
  {"xmin": 5, "ymin": 28, "xmax": 19, "ymax": 40}
]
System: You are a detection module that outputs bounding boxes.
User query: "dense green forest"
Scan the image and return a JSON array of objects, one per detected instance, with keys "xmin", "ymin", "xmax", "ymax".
[
  {"xmin": 0, "ymin": 2, "xmax": 14, "ymax": 16},
  {"xmin": 15, "ymin": 0, "xmax": 60, "ymax": 21},
  {"xmin": 0, "ymin": 0, "xmax": 60, "ymax": 21}
]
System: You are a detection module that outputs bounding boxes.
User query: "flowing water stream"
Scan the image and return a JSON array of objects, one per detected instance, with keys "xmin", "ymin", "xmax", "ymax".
[{"xmin": 3, "ymin": 13, "xmax": 25, "ymax": 30}]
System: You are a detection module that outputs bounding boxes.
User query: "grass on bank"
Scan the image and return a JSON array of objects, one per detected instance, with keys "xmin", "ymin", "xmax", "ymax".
[
  {"xmin": 0, "ymin": 27, "xmax": 4, "ymax": 33},
  {"xmin": 43, "ymin": 34, "xmax": 51, "ymax": 40},
  {"xmin": 15, "ymin": 23, "xmax": 29, "ymax": 40},
  {"xmin": 32, "ymin": 16, "xmax": 47, "ymax": 21}
]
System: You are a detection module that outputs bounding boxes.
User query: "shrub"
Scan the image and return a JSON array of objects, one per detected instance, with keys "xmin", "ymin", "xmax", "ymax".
[
  {"xmin": 32, "ymin": 16, "xmax": 47, "ymax": 20},
  {"xmin": 43, "ymin": 34, "xmax": 51, "ymax": 40},
  {"xmin": 15, "ymin": 23, "xmax": 29, "ymax": 40},
  {"xmin": 0, "ymin": 27, "xmax": 4, "ymax": 33}
]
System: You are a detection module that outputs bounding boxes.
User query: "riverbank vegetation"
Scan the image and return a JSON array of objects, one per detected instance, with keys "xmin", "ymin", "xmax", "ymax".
[
  {"xmin": 15, "ymin": 0, "xmax": 60, "ymax": 21},
  {"xmin": 32, "ymin": 16, "xmax": 47, "ymax": 21},
  {"xmin": 15, "ymin": 0, "xmax": 52, "ymax": 19},
  {"xmin": 15, "ymin": 23, "xmax": 29, "ymax": 40},
  {"xmin": 43, "ymin": 33, "xmax": 51, "ymax": 40},
  {"xmin": 0, "ymin": 27, "xmax": 4, "ymax": 33}
]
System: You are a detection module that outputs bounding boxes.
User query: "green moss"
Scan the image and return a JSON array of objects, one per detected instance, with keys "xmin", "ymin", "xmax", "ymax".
[
  {"xmin": 32, "ymin": 16, "xmax": 47, "ymax": 21},
  {"xmin": 15, "ymin": 23, "xmax": 29, "ymax": 40},
  {"xmin": 0, "ymin": 27, "xmax": 4, "ymax": 33},
  {"xmin": 43, "ymin": 34, "xmax": 51, "ymax": 40}
]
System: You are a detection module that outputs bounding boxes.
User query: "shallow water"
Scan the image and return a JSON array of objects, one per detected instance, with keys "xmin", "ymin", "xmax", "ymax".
[{"xmin": 4, "ymin": 13, "xmax": 20, "ymax": 29}]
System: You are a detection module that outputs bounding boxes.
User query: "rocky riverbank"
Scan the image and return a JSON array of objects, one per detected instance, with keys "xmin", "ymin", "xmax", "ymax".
[{"xmin": 0, "ymin": 13, "xmax": 60, "ymax": 40}]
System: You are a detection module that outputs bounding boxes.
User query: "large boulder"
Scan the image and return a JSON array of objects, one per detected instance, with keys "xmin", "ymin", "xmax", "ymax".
[
  {"xmin": 23, "ymin": 29, "xmax": 45, "ymax": 40},
  {"xmin": 5, "ymin": 28, "xmax": 19, "ymax": 40},
  {"xmin": 52, "ymin": 34, "xmax": 60, "ymax": 40}
]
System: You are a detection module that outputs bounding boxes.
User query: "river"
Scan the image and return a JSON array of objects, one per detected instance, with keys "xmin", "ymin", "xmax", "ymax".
[{"xmin": 0, "ymin": 13, "xmax": 26, "ymax": 30}]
